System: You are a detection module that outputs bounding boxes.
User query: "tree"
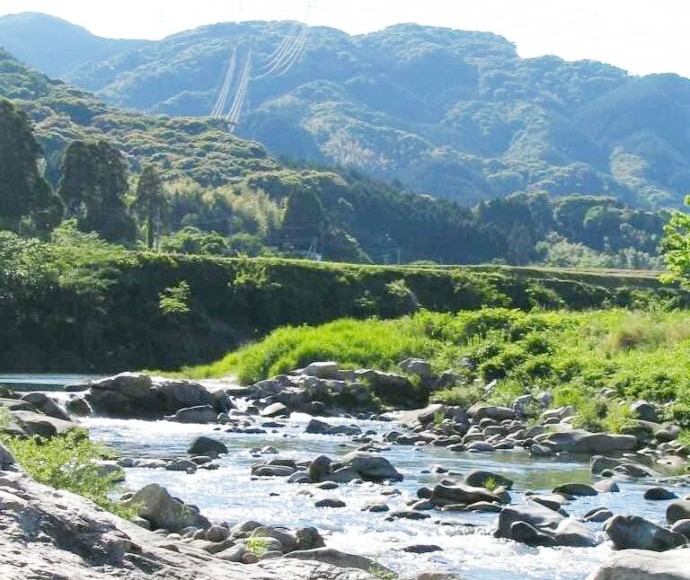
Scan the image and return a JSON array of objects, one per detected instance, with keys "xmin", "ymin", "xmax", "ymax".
[
  {"xmin": 660, "ymin": 197, "xmax": 690, "ymax": 288},
  {"xmin": 132, "ymin": 165, "xmax": 168, "ymax": 249},
  {"xmin": 58, "ymin": 140, "xmax": 136, "ymax": 243},
  {"xmin": 0, "ymin": 99, "xmax": 62, "ymax": 233},
  {"xmin": 281, "ymin": 188, "xmax": 327, "ymax": 253}
]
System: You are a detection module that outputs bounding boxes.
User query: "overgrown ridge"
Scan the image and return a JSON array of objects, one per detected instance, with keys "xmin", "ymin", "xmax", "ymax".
[{"xmin": 1, "ymin": 231, "xmax": 686, "ymax": 373}]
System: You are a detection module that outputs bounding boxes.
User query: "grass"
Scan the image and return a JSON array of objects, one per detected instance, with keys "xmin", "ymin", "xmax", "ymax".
[
  {"xmin": 183, "ymin": 308, "xmax": 690, "ymax": 435},
  {"xmin": 1, "ymin": 430, "xmax": 136, "ymax": 519}
]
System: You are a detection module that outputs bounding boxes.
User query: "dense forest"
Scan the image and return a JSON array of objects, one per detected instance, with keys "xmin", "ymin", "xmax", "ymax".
[
  {"xmin": 2, "ymin": 13, "xmax": 690, "ymax": 209},
  {"xmin": 0, "ymin": 50, "xmax": 669, "ymax": 267}
]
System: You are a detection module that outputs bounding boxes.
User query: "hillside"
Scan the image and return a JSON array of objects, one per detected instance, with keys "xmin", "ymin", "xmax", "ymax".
[{"xmin": 2, "ymin": 14, "xmax": 690, "ymax": 207}]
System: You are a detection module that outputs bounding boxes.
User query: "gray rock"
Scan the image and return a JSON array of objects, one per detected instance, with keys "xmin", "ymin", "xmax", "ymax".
[
  {"xmin": 593, "ymin": 479, "xmax": 620, "ymax": 493},
  {"xmin": 644, "ymin": 487, "xmax": 678, "ymax": 501},
  {"xmin": 586, "ymin": 548, "xmax": 690, "ymax": 580},
  {"xmin": 305, "ymin": 418, "xmax": 362, "ymax": 436},
  {"xmin": 65, "ymin": 397, "xmax": 92, "ymax": 417},
  {"xmin": 430, "ymin": 483, "xmax": 501, "ymax": 507},
  {"xmin": 463, "ymin": 469, "xmax": 513, "ymax": 490},
  {"xmin": 285, "ymin": 547, "xmax": 389, "ymax": 574},
  {"xmin": 187, "ymin": 436, "xmax": 228, "ymax": 458},
  {"xmin": 0, "ymin": 442, "xmax": 15, "ymax": 469},
  {"xmin": 85, "ymin": 373, "xmax": 216, "ymax": 419},
  {"xmin": 260, "ymin": 402, "xmax": 289, "ymax": 418},
  {"xmin": 552, "ymin": 483, "xmax": 598, "ymax": 497},
  {"xmin": 467, "ymin": 403, "xmax": 516, "ymax": 422},
  {"xmin": 584, "ymin": 508, "xmax": 614, "ymax": 523},
  {"xmin": 252, "ymin": 465, "xmax": 296, "ymax": 477},
  {"xmin": 671, "ymin": 519, "xmax": 690, "ymax": 538},
  {"xmin": 308, "ymin": 455, "xmax": 332, "ymax": 483},
  {"xmin": 667, "ymin": 501, "xmax": 690, "ymax": 524},
  {"xmin": 10, "ymin": 410, "xmax": 78, "ymax": 438},
  {"xmin": 399, "ymin": 358, "xmax": 433, "ymax": 380},
  {"xmin": 362, "ymin": 503, "xmax": 390, "ymax": 513},
  {"xmin": 315, "ymin": 498, "xmax": 346, "ymax": 508},
  {"xmin": 543, "ymin": 430, "xmax": 637, "ymax": 454},
  {"xmin": 605, "ymin": 515, "xmax": 687, "ymax": 551},
  {"xmin": 124, "ymin": 483, "xmax": 210, "ymax": 532},
  {"xmin": 337, "ymin": 451, "xmax": 403, "ymax": 482},
  {"xmin": 496, "ymin": 502, "xmax": 597, "ymax": 547},
  {"xmin": 20, "ymin": 392, "xmax": 70, "ymax": 421},
  {"xmin": 303, "ymin": 362, "xmax": 340, "ymax": 379},
  {"xmin": 166, "ymin": 405, "xmax": 218, "ymax": 424},
  {"xmin": 630, "ymin": 400, "xmax": 658, "ymax": 423},
  {"xmin": 403, "ymin": 544, "xmax": 442, "ymax": 553}
]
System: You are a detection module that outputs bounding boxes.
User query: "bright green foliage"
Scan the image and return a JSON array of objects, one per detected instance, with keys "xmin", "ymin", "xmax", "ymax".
[
  {"xmin": 132, "ymin": 165, "xmax": 168, "ymax": 249},
  {"xmin": 0, "ymin": 98, "xmax": 61, "ymax": 233},
  {"xmin": 661, "ymin": 202, "xmax": 690, "ymax": 289},
  {"xmin": 159, "ymin": 281, "xmax": 191, "ymax": 315},
  {"xmin": 58, "ymin": 140, "xmax": 136, "ymax": 243},
  {"xmin": 187, "ymin": 308, "xmax": 690, "ymax": 438},
  {"xmin": 3, "ymin": 432, "xmax": 135, "ymax": 518}
]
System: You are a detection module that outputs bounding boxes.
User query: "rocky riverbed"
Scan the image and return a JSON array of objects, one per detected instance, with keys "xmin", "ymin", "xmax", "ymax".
[{"xmin": 2, "ymin": 366, "xmax": 690, "ymax": 579}]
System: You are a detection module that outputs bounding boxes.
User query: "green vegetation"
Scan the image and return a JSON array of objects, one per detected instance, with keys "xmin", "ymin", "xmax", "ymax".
[
  {"xmin": 3, "ymin": 17, "xmax": 688, "ymax": 209},
  {"xmin": 187, "ymin": 308, "xmax": 690, "ymax": 434},
  {"xmin": 0, "ymin": 430, "xmax": 134, "ymax": 518}
]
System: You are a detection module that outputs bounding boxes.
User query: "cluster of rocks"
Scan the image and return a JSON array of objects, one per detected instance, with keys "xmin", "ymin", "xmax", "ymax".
[
  {"xmin": 0, "ymin": 461, "xmax": 388, "ymax": 580},
  {"xmin": 0, "ymin": 390, "xmax": 80, "ymax": 438}
]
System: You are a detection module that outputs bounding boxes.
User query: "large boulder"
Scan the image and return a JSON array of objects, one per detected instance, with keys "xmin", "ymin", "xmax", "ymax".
[
  {"xmin": 20, "ymin": 393, "xmax": 70, "ymax": 422},
  {"xmin": 430, "ymin": 483, "xmax": 501, "ymax": 507},
  {"xmin": 336, "ymin": 451, "xmax": 403, "ymax": 482},
  {"xmin": 587, "ymin": 548, "xmax": 690, "ymax": 580},
  {"xmin": 467, "ymin": 403, "xmax": 516, "ymax": 422},
  {"xmin": 285, "ymin": 547, "xmax": 391, "ymax": 575},
  {"xmin": 496, "ymin": 502, "xmax": 597, "ymax": 547},
  {"xmin": 605, "ymin": 515, "xmax": 687, "ymax": 552},
  {"xmin": 399, "ymin": 358, "xmax": 433, "ymax": 381},
  {"xmin": 542, "ymin": 430, "xmax": 637, "ymax": 454},
  {"xmin": 187, "ymin": 436, "xmax": 228, "ymax": 458},
  {"xmin": 260, "ymin": 402, "xmax": 289, "ymax": 418},
  {"xmin": 0, "ymin": 442, "xmax": 15, "ymax": 469},
  {"xmin": 166, "ymin": 405, "xmax": 218, "ymax": 424},
  {"xmin": 85, "ymin": 373, "xmax": 216, "ymax": 419},
  {"xmin": 354, "ymin": 369, "xmax": 421, "ymax": 408},
  {"xmin": 462, "ymin": 470, "xmax": 513, "ymax": 490},
  {"xmin": 9, "ymin": 411, "xmax": 79, "ymax": 438},
  {"xmin": 124, "ymin": 484, "xmax": 210, "ymax": 532},
  {"xmin": 305, "ymin": 419, "xmax": 361, "ymax": 436}
]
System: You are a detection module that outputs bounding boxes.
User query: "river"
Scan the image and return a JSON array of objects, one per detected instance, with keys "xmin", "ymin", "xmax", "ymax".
[{"xmin": 8, "ymin": 375, "xmax": 690, "ymax": 579}]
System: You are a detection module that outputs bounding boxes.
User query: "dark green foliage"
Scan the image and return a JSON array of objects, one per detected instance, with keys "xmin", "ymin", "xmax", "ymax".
[
  {"xmin": 58, "ymin": 140, "xmax": 136, "ymax": 243},
  {"xmin": 132, "ymin": 165, "xmax": 168, "ymax": 249},
  {"xmin": 0, "ymin": 98, "xmax": 61, "ymax": 233}
]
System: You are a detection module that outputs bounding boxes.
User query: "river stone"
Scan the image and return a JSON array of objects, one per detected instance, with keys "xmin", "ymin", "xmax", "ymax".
[
  {"xmin": 252, "ymin": 465, "xmax": 296, "ymax": 477},
  {"xmin": 124, "ymin": 483, "xmax": 210, "ymax": 532},
  {"xmin": 9, "ymin": 410, "xmax": 78, "ymax": 438},
  {"xmin": 591, "ymin": 456, "xmax": 624, "ymax": 474},
  {"xmin": 466, "ymin": 441, "xmax": 496, "ymax": 453},
  {"xmin": 528, "ymin": 495, "xmax": 567, "ymax": 512},
  {"xmin": 165, "ymin": 459, "xmax": 197, "ymax": 473},
  {"xmin": 94, "ymin": 460, "xmax": 126, "ymax": 482},
  {"xmin": 587, "ymin": 548, "xmax": 690, "ymax": 580},
  {"xmin": 399, "ymin": 358, "xmax": 433, "ymax": 380},
  {"xmin": 303, "ymin": 362, "xmax": 340, "ymax": 379},
  {"xmin": 362, "ymin": 503, "xmax": 390, "ymax": 513},
  {"xmin": 630, "ymin": 400, "xmax": 658, "ymax": 423},
  {"xmin": 605, "ymin": 515, "xmax": 687, "ymax": 551},
  {"xmin": 315, "ymin": 498, "xmax": 346, "ymax": 508},
  {"xmin": 0, "ymin": 442, "xmax": 15, "ymax": 469},
  {"xmin": 250, "ymin": 526, "xmax": 298, "ymax": 553},
  {"xmin": 260, "ymin": 402, "xmax": 289, "ymax": 418},
  {"xmin": 230, "ymin": 520, "xmax": 263, "ymax": 538},
  {"xmin": 285, "ymin": 547, "xmax": 389, "ymax": 574},
  {"xmin": 403, "ymin": 544, "xmax": 443, "ymax": 553},
  {"xmin": 496, "ymin": 502, "xmax": 596, "ymax": 547},
  {"xmin": 206, "ymin": 525, "xmax": 230, "ymax": 542},
  {"xmin": 594, "ymin": 479, "xmax": 620, "ymax": 493},
  {"xmin": 508, "ymin": 521, "xmax": 558, "ymax": 547},
  {"xmin": 543, "ymin": 430, "xmax": 637, "ymax": 454},
  {"xmin": 338, "ymin": 451, "xmax": 403, "ymax": 482},
  {"xmin": 85, "ymin": 372, "xmax": 216, "ymax": 419},
  {"xmin": 20, "ymin": 392, "xmax": 70, "ymax": 421},
  {"xmin": 467, "ymin": 404, "xmax": 516, "ymax": 422},
  {"xmin": 288, "ymin": 471, "xmax": 312, "ymax": 484},
  {"xmin": 187, "ymin": 435, "xmax": 228, "ymax": 458},
  {"xmin": 667, "ymin": 500, "xmax": 690, "ymax": 524},
  {"xmin": 430, "ymin": 483, "xmax": 500, "ymax": 507},
  {"xmin": 553, "ymin": 483, "xmax": 598, "ymax": 497},
  {"xmin": 584, "ymin": 508, "xmax": 614, "ymax": 523},
  {"xmin": 65, "ymin": 397, "xmax": 92, "ymax": 417},
  {"xmin": 166, "ymin": 405, "xmax": 218, "ymax": 424},
  {"xmin": 671, "ymin": 519, "xmax": 690, "ymax": 538},
  {"xmin": 463, "ymin": 469, "xmax": 513, "ymax": 490},
  {"xmin": 644, "ymin": 487, "xmax": 678, "ymax": 501}
]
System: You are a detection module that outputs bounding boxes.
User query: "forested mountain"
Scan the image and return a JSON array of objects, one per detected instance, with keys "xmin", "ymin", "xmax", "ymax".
[
  {"xmin": 1, "ymin": 13, "xmax": 689, "ymax": 208},
  {"xmin": 0, "ymin": 46, "xmax": 668, "ymax": 266}
]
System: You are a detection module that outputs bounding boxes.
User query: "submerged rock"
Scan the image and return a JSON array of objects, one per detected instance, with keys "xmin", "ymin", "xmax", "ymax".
[
  {"xmin": 604, "ymin": 515, "xmax": 687, "ymax": 552},
  {"xmin": 336, "ymin": 451, "xmax": 403, "ymax": 482}
]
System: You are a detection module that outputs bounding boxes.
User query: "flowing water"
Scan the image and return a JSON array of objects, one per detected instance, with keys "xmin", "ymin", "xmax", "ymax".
[{"xmin": 7, "ymin": 376, "xmax": 690, "ymax": 579}]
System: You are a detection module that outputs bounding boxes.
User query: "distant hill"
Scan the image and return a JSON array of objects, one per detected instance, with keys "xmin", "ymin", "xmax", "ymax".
[{"xmin": 1, "ymin": 14, "xmax": 689, "ymax": 208}]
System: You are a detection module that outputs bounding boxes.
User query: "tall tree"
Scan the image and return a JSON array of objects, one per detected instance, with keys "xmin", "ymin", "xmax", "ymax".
[
  {"xmin": 0, "ymin": 99, "xmax": 61, "ymax": 233},
  {"xmin": 58, "ymin": 140, "xmax": 136, "ymax": 243},
  {"xmin": 132, "ymin": 165, "xmax": 168, "ymax": 249}
]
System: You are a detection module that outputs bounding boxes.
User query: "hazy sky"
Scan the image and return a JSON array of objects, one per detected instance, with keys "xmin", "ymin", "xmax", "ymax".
[{"xmin": 1, "ymin": 0, "xmax": 688, "ymax": 78}]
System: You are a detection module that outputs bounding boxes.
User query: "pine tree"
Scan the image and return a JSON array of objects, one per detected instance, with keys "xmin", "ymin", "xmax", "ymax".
[
  {"xmin": 58, "ymin": 140, "xmax": 136, "ymax": 243},
  {"xmin": 132, "ymin": 165, "xmax": 168, "ymax": 249},
  {"xmin": 0, "ymin": 99, "xmax": 61, "ymax": 233}
]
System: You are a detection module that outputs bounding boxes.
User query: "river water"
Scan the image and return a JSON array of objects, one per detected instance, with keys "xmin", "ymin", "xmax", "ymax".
[{"xmin": 7, "ymin": 376, "xmax": 690, "ymax": 579}]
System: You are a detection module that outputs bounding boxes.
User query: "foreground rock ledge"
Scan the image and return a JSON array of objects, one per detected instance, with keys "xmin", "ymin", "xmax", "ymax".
[{"xmin": 0, "ymin": 470, "xmax": 377, "ymax": 579}]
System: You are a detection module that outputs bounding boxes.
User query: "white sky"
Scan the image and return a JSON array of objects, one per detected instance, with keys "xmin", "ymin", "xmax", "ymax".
[{"xmin": 1, "ymin": 0, "xmax": 688, "ymax": 78}]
